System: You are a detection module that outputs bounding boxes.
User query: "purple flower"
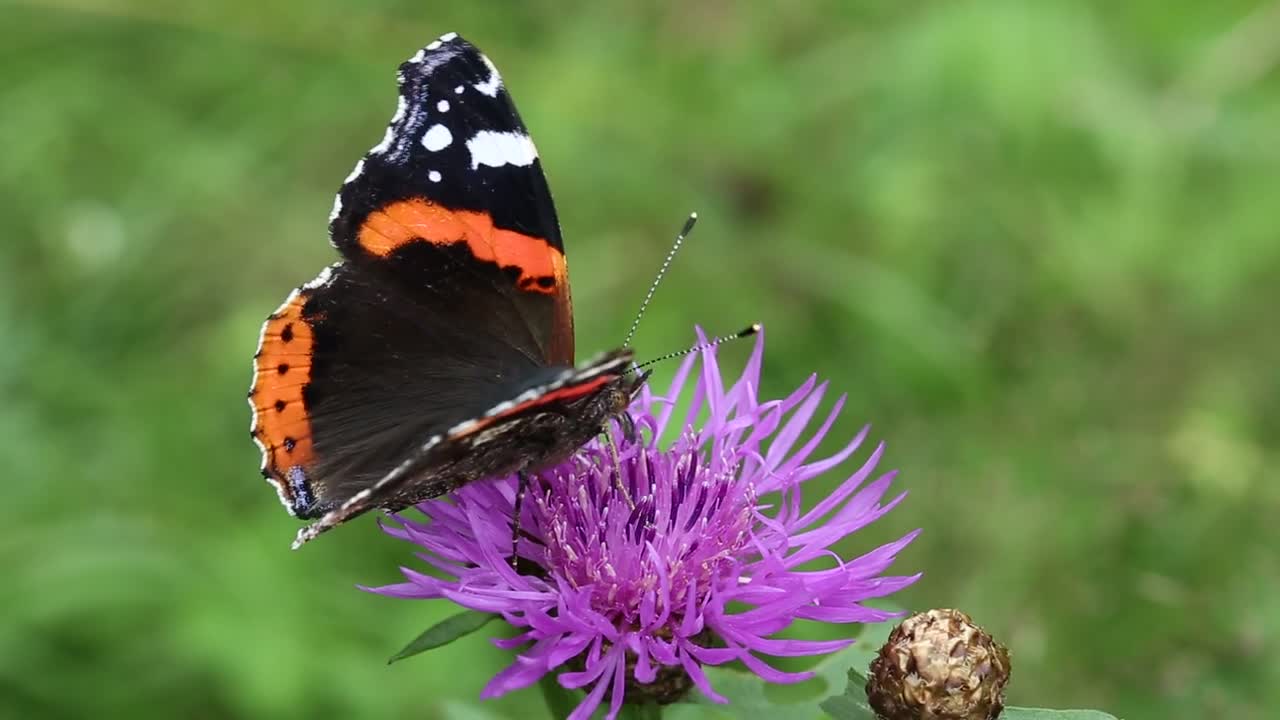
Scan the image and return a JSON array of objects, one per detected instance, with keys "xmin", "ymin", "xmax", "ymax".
[{"xmin": 366, "ymin": 330, "xmax": 920, "ymax": 719}]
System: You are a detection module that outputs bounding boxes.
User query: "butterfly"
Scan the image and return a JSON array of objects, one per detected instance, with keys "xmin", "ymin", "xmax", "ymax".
[{"xmin": 248, "ymin": 33, "xmax": 644, "ymax": 548}]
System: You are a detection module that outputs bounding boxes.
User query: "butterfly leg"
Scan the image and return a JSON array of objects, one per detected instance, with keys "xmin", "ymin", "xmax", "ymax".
[
  {"xmin": 602, "ymin": 425, "xmax": 636, "ymax": 511},
  {"xmin": 510, "ymin": 471, "xmax": 530, "ymax": 571},
  {"xmin": 617, "ymin": 410, "xmax": 638, "ymax": 444}
]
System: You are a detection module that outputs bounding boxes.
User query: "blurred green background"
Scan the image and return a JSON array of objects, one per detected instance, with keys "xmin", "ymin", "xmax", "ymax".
[{"xmin": 3, "ymin": 1, "xmax": 1278, "ymax": 718}]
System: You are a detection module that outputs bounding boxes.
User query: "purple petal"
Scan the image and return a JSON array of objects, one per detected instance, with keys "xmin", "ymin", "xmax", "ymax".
[
  {"xmin": 683, "ymin": 642, "xmax": 740, "ymax": 666},
  {"xmin": 791, "ymin": 440, "xmax": 883, "ymax": 530},
  {"xmin": 763, "ymin": 392, "xmax": 848, "ymax": 493},
  {"xmin": 791, "ymin": 425, "xmax": 872, "ymax": 486},
  {"xmin": 482, "ymin": 645, "xmax": 554, "ymax": 698},
  {"xmin": 567, "ymin": 665, "xmax": 612, "ymax": 720},
  {"xmin": 682, "ymin": 647, "xmax": 727, "ymax": 703},
  {"xmin": 734, "ymin": 635, "xmax": 855, "ymax": 657},
  {"xmin": 632, "ymin": 637, "xmax": 656, "ymax": 683},
  {"xmin": 606, "ymin": 646, "xmax": 628, "ymax": 720},
  {"xmin": 739, "ymin": 652, "xmax": 815, "ymax": 684},
  {"xmin": 359, "ymin": 580, "xmax": 435, "ymax": 599},
  {"xmin": 762, "ymin": 382, "xmax": 828, "ymax": 474}
]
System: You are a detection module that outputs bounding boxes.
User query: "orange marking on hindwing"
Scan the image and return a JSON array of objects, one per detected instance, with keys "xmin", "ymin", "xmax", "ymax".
[
  {"xmin": 249, "ymin": 291, "xmax": 316, "ymax": 501},
  {"xmin": 357, "ymin": 198, "xmax": 567, "ymax": 295}
]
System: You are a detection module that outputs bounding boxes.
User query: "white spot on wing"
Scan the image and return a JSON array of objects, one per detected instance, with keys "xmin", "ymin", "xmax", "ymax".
[
  {"xmin": 428, "ymin": 170, "xmax": 442, "ymax": 182},
  {"xmin": 441, "ymin": 32, "xmax": 458, "ymax": 42},
  {"xmin": 474, "ymin": 54, "xmax": 502, "ymax": 97},
  {"xmin": 436, "ymin": 99, "xmax": 450, "ymax": 112},
  {"xmin": 454, "ymin": 85, "xmax": 464, "ymax": 94},
  {"xmin": 422, "ymin": 124, "xmax": 453, "ymax": 151},
  {"xmin": 390, "ymin": 95, "xmax": 408, "ymax": 124},
  {"xmin": 426, "ymin": 40, "xmax": 442, "ymax": 51},
  {"xmin": 408, "ymin": 48, "xmax": 426, "ymax": 64},
  {"xmin": 328, "ymin": 195, "xmax": 343, "ymax": 222},
  {"xmin": 466, "ymin": 130, "xmax": 537, "ymax": 169}
]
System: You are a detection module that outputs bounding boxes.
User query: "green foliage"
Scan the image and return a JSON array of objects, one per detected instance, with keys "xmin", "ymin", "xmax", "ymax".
[
  {"xmin": 388, "ymin": 611, "xmax": 498, "ymax": 665},
  {"xmin": 818, "ymin": 669, "xmax": 877, "ymax": 720},
  {"xmin": 2, "ymin": 2, "xmax": 1277, "ymax": 720}
]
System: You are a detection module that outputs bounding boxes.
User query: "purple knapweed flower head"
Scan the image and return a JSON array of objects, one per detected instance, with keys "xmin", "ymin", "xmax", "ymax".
[{"xmin": 366, "ymin": 329, "xmax": 921, "ymax": 719}]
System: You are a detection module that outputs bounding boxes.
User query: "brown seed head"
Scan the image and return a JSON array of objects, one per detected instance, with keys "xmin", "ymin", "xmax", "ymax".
[{"xmin": 865, "ymin": 608, "xmax": 1011, "ymax": 720}]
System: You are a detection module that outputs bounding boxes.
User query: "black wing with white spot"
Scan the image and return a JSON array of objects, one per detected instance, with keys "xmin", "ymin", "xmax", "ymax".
[{"xmin": 329, "ymin": 32, "xmax": 564, "ymax": 258}]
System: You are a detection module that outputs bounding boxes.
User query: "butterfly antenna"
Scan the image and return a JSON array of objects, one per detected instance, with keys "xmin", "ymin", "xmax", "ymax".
[
  {"xmin": 629, "ymin": 323, "xmax": 761, "ymax": 372},
  {"xmin": 622, "ymin": 212, "xmax": 698, "ymax": 349}
]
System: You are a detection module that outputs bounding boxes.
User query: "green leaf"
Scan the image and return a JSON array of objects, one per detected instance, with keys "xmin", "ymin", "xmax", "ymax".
[
  {"xmin": 818, "ymin": 668, "xmax": 876, "ymax": 720},
  {"xmin": 1003, "ymin": 709, "xmax": 1121, "ymax": 720},
  {"xmin": 538, "ymin": 673, "xmax": 581, "ymax": 720},
  {"xmin": 387, "ymin": 610, "xmax": 497, "ymax": 664}
]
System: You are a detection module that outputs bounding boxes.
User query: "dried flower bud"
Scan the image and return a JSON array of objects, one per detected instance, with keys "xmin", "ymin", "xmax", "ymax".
[{"xmin": 866, "ymin": 608, "xmax": 1011, "ymax": 720}]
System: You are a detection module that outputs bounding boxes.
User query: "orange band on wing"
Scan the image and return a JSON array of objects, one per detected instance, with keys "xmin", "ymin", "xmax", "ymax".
[
  {"xmin": 357, "ymin": 198, "xmax": 567, "ymax": 295},
  {"xmin": 249, "ymin": 292, "xmax": 316, "ymax": 496}
]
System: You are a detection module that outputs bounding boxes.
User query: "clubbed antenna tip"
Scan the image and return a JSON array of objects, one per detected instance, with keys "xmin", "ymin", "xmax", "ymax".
[
  {"xmin": 630, "ymin": 323, "xmax": 762, "ymax": 372},
  {"xmin": 622, "ymin": 212, "xmax": 699, "ymax": 349}
]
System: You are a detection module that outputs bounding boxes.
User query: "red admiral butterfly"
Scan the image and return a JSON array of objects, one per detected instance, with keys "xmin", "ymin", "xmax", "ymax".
[{"xmin": 248, "ymin": 33, "xmax": 644, "ymax": 548}]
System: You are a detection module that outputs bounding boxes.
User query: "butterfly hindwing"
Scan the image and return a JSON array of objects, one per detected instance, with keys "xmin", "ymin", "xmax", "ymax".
[{"xmin": 290, "ymin": 348, "xmax": 639, "ymax": 547}]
